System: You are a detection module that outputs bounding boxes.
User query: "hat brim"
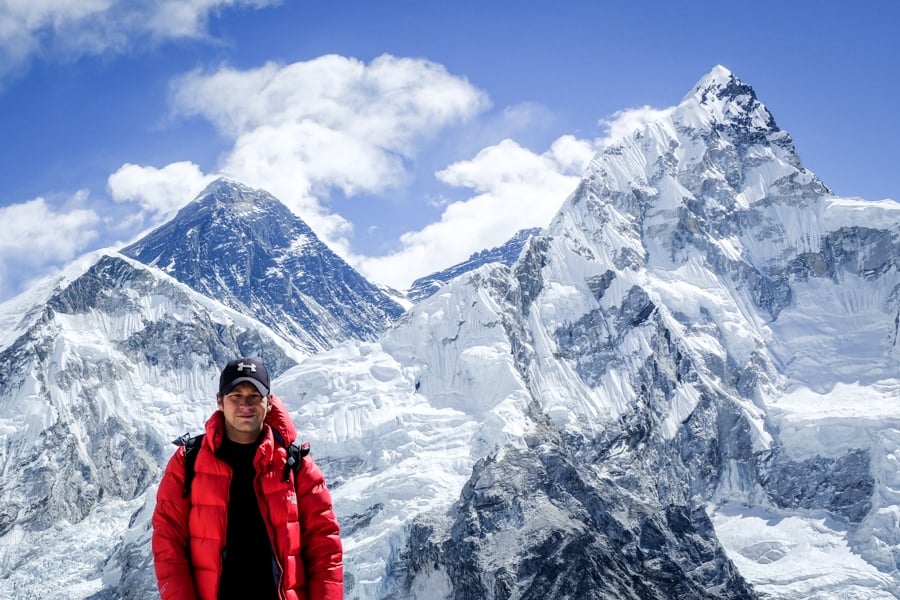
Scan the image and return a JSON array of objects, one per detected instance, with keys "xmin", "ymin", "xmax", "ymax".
[{"xmin": 222, "ymin": 377, "xmax": 269, "ymax": 396}]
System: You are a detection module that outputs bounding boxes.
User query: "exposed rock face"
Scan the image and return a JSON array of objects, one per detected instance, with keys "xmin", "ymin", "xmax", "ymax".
[{"xmin": 395, "ymin": 426, "xmax": 756, "ymax": 600}]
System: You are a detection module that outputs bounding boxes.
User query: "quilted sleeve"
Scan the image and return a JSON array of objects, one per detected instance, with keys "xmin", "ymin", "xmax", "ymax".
[
  {"xmin": 296, "ymin": 456, "xmax": 343, "ymax": 600},
  {"xmin": 151, "ymin": 449, "xmax": 198, "ymax": 600}
]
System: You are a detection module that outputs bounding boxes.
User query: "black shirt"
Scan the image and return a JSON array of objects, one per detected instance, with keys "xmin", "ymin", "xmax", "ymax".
[{"xmin": 215, "ymin": 435, "xmax": 278, "ymax": 600}]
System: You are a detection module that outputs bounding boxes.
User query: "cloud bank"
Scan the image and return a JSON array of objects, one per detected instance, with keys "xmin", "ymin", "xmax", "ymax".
[
  {"xmin": 0, "ymin": 194, "xmax": 99, "ymax": 298},
  {"xmin": 108, "ymin": 161, "xmax": 216, "ymax": 220},
  {"xmin": 160, "ymin": 54, "xmax": 491, "ymax": 245},
  {"xmin": 3, "ymin": 1, "xmax": 665, "ymax": 297},
  {"xmin": 355, "ymin": 135, "xmax": 596, "ymax": 288},
  {"xmin": 108, "ymin": 53, "xmax": 606, "ymax": 289},
  {"xmin": 0, "ymin": 0, "xmax": 281, "ymax": 81}
]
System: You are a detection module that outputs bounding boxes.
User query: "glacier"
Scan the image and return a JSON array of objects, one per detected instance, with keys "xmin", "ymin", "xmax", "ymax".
[{"xmin": 0, "ymin": 64, "xmax": 898, "ymax": 599}]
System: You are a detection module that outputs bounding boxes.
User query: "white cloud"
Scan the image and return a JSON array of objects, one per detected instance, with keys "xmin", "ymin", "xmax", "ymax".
[
  {"xmin": 107, "ymin": 161, "xmax": 216, "ymax": 221},
  {"xmin": 119, "ymin": 49, "xmax": 598, "ymax": 292},
  {"xmin": 152, "ymin": 53, "xmax": 490, "ymax": 248},
  {"xmin": 597, "ymin": 105, "xmax": 674, "ymax": 148},
  {"xmin": 145, "ymin": 0, "xmax": 280, "ymax": 39},
  {"xmin": 0, "ymin": 0, "xmax": 281, "ymax": 79},
  {"xmin": 105, "ymin": 56, "xmax": 672, "ymax": 295},
  {"xmin": 548, "ymin": 134, "xmax": 598, "ymax": 173},
  {"xmin": 355, "ymin": 136, "xmax": 598, "ymax": 290},
  {"xmin": 172, "ymin": 55, "xmax": 490, "ymax": 146},
  {"xmin": 0, "ymin": 194, "xmax": 99, "ymax": 297},
  {"xmin": 356, "ymin": 106, "xmax": 687, "ymax": 289},
  {"xmin": 0, "ymin": 195, "xmax": 99, "ymax": 260}
]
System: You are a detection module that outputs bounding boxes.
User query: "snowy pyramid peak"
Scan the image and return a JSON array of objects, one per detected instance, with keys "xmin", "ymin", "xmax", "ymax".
[
  {"xmin": 677, "ymin": 64, "xmax": 781, "ymax": 143},
  {"xmin": 197, "ymin": 175, "xmax": 253, "ymax": 197},
  {"xmin": 200, "ymin": 176, "xmax": 276, "ymax": 208},
  {"xmin": 683, "ymin": 64, "xmax": 737, "ymax": 100},
  {"xmin": 575, "ymin": 64, "xmax": 826, "ymax": 232}
]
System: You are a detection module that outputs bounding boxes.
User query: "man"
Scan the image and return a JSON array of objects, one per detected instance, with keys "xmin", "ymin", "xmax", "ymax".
[{"xmin": 152, "ymin": 357, "xmax": 343, "ymax": 600}]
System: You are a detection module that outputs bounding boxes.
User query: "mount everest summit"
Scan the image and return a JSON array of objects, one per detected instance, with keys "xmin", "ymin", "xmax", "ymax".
[
  {"xmin": 1, "ymin": 65, "xmax": 899, "ymax": 599},
  {"xmin": 121, "ymin": 179, "xmax": 404, "ymax": 353}
]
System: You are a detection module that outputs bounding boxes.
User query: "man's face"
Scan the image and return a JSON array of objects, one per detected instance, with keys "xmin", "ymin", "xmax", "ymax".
[{"xmin": 217, "ymin": 382, "xmax": 272, "ymax": 443}]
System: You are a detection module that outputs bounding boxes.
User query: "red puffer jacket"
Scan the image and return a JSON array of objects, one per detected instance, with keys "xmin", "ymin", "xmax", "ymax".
[{"xmin": 152, "ymin": 395, "xmax": 343, "ymax": 600}]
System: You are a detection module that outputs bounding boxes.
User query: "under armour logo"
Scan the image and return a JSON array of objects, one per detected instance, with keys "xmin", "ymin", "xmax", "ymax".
[{"xmin": 237, "ymin": 362, "xmax": 257, "ymax": 373}]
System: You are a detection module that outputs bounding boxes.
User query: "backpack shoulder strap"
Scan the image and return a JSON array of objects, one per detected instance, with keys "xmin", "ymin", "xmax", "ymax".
[
  {"xmin": 270, "ymin": 428, "xmax": 310, "ymax": 482},
  {"xmin": 173, "ymin": 432, "xmax": 205, "ymax": 499},
  {"xmin": 283, "ymin": 441, "xmax": 310, "ymax": 482}
]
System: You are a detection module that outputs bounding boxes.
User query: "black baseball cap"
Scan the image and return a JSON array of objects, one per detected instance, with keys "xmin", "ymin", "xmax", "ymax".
[{"xmin": 219, "ymin": 358, "xmax": 270, "ymax": 396}]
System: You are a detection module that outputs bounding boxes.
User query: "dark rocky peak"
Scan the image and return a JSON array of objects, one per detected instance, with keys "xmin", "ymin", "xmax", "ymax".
[
  {"xmin": 685, "ymin": 65, "xmax": 755, "ymax": 103},
  {"xmin": 680, "ymin": 65, "xmax": 782, "ymax": 146},
  {"xmin": 121, "ymin": 178, "xmax": 403, "ymax": 352},
  {"xmin": 193, "ymin": 178, "xmax": 288, "ymax": 220}
]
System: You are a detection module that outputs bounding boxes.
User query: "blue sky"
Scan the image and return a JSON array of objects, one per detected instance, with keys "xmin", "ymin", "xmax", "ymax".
[{"xmin": 0, "ymin": 1, "xmax": 898, "ymax": 301}]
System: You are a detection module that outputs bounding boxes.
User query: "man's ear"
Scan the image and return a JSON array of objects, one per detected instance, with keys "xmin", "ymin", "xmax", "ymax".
[
  {"xmin": 265, "ymin": 395, "xmax": 273, "ymax": 415},
  {"xmin": 216, "ymin": 394, "xmax": 224, "ymax": 411}
]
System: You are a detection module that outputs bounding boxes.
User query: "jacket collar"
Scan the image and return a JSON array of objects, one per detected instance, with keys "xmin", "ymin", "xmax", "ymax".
[
  {"xmin": 263, "ymin": 394, "xmax": 297, "ymax": 444},
  {"xmin": 203, "ymin": 393, "xmax": 295, "ymax": 453}
]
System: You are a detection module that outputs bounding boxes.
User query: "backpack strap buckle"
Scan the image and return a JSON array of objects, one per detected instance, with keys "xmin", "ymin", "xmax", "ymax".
[
  {"xmin": 173, "ymin": 433, "xmax": 204, "ymax": 498},
  {"xmin": 282, "ymin": 442, "xmax": 311, "ymax": 482}
]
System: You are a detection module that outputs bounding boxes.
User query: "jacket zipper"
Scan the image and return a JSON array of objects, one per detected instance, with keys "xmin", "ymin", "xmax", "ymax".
[{"xmin": 257, "ymin": 456, "xmax": 288, "ymax": 600}]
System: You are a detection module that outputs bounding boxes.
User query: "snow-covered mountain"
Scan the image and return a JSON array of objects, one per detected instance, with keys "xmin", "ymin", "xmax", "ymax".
[
  {"xmin": 0, "ymin": 251, "xmax": 306, "ymax": 597},
  {"xmin": 1, "ymin": 65, "xmax": 899, "ymax": 600},
  {"xmin": 407, "ymin": 227, "xmax": 541, "ymax": 303},
  {"xmin": 121, "ymin": 178, "xmax": 404, "ymax": 353},
  {"xmin": 263, "ymin": 66, "xmax": 900, "ymax": 599}
]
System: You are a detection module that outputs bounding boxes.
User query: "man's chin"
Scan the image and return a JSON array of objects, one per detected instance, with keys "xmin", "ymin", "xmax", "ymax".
[{"xmin": 228, "ymin": 421, "xmax": 261, "ymax": 434}]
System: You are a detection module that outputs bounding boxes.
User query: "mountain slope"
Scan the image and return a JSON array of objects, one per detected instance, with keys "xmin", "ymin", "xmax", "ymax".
[
  {"xmin": 509, "ymin": 65, "xmax": 900, "ymax": 597},
  {"xmin": 270, "ymin": 65, "xmax": 900, "ymax": 599},
  {"xmin": 121, "ymin": 178, "xmax": 404, "ymax": 353}
]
